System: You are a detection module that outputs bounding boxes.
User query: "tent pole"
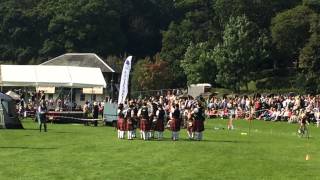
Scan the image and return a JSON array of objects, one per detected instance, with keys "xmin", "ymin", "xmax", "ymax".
[
  {"xmin": 111, "ymin": 73, "xmax": 114, "ymax": 102},
  {"xmin": 71, "ymin": 88, "xmax": 73, "ymax": 111}
]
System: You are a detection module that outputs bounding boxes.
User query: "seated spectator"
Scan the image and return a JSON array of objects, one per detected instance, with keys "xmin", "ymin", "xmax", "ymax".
[{"xmin": 288, "ymin": 110, "xmax": 299, "ymax": 124}]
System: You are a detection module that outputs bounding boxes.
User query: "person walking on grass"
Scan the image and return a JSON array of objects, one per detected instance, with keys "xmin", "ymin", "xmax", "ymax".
[
  {"xmin": 38, "ymin": 101, "xmax": 48, "ymax": 132},
  {"xmin": 227, "ymin": 99, "xmax": 236, "ymax": 130}
]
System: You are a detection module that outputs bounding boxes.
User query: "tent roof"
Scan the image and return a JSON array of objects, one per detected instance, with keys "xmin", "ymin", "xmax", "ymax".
[
  {"xmin": 0, "ymin": 65, "xmax": 106, "ymax": 88},
  {"xmin": 40, "ymin": 53, "xmax": 115, "ymax": 73}
]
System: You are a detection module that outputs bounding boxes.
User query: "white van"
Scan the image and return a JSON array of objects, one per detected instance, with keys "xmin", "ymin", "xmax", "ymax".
[{"xmin": 187, "ymin": 83, "xmax": 212, "ymax": 98}]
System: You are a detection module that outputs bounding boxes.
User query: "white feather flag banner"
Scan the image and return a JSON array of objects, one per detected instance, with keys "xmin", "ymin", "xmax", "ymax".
[{"xmin": 118, "ymin": 56, "xmax": 132, "ymax": 104}]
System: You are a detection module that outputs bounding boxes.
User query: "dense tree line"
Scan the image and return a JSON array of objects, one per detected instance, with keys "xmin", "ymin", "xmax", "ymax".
[
  {"xmin": 1, "ymin": 0, "xmax": 320, "ymax": 93},
  {"xmin": 0, "ymin": 0, "xmax": 175, "ymax": 63}
]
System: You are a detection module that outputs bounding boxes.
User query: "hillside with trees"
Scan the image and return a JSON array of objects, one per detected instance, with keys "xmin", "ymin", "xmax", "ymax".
[{"xmin": 1, "ymin": 0, "xmax": 320, "ymax": 93}]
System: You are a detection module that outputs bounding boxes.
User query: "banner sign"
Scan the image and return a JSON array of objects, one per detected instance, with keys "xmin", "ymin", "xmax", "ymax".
[
  {"xmin": 82, "ymin": 87, "xmax": 103, "ymax": 94},
  {"xmin": 118, "ymin": 56, "xmax": 132, "ymax": 104},
  {"xmin": 36, "ymin": 86, "xmax": 55, "ymax": 94}
]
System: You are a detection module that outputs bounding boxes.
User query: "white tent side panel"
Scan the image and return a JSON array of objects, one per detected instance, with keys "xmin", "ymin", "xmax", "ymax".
[{"xmin": 0, "ymin": 65, "xmax": 106, "ymax": 88}]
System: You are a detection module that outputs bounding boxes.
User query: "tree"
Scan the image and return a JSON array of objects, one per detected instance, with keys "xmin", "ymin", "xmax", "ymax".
[
  {"xmin": 271, "ymin": 5, "xmax": 315, "ymax": 69},
  {"xmin": 160, "ymin": 0, "xmax": 219, "ymax": 88},
  {"xmin": 131, "ymin": 54, "xmax": 171, "ymax": 92},
  {"xmin": 212, "ymin": 15, "xmax": 269, "ymax": 91},
  {"xmin": 299, "ymin": 13, "xmax": 320, "ymax": 72},
  {"xmin": 303, "ymin": 0, "xmax": 320, "ymax": 12},
  {"xmin": 180, "ymin": 42, "xmax": 217, "ymax": 85},
  {"xmin": 0, "ymin": 0, "xmax": 43, "ymax": 64},
  {"xmin": 120, "ymin": 0, "xmax": 176, "ymax": 57},
  {"xmin": 214, "ymin": 0, "xmax": 301, "ymax": 29},
  {"xmin": 298, "ymin": 13, "xmax": 320, "ymax": 93}
]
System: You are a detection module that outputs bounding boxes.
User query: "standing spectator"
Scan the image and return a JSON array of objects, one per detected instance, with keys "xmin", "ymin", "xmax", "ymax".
[
  {"xmin": 227, "ymin": 99, "xmax": 236, "ymax": 130},
  {"xmin": 92, "ymin": 102, "xmax": 99, "ymax": 126},
  {"xmin": 98, "ymin": 102, "xmax": 104, "ymax": 118},
  {"xmin": 83, "ymin": 101, "xmax": 89, "ymax": 126},
  {"xmin": 38, "ymin": 101, "xmax": 48, "ymax": 132}
]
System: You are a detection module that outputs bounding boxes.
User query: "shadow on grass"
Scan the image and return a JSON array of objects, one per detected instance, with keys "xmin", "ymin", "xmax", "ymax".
[
  {"xmin": 51, "ymin": 131, "xmax": 73, "ymax": 134},
  {"xmin": 24, "ymin": 128, "xmax": 40, "ymax": 131},
  {"xmin": 0, "ymin": 146, "xmax": 57, "ymax": 150},
  {"xmin": 133, "ymin": 138, "xmax": 250, "ymax": 144},
  {"xmin": 24, "ymin": 128, "xmax": 72, "ymax": 134}
]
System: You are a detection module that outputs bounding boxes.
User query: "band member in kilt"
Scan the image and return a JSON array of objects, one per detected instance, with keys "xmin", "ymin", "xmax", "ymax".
[
  {"xmin": 170, "ymin": 104, "xmax": 181, "ymax": 141},
  {"xmin": 193, "ymin": 102, "xmax": 205, "ymax": 140},
  {"xmin": 155, "ymin": 104, "xmax": 166, "ymax": 140},
  {"xmin": 149, "ymin": 101, "xmax": 158, "ymax": 139},
  {"xmin": 138, "ymin": 102, "xmax": 150, "ymax": 140},
  {"xmin": 117, "ymin": 104, "xmax": 126, "ymax": 139},
  {"xmin": 126, "ymin": 104, "xmax": 135, "ymax": 140},
  {"xmin": 132, "ymin": 101, "xmax": 139, "ymax": 138}
]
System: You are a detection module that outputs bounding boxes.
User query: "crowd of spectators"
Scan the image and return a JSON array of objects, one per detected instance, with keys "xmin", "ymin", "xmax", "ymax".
[
  {"xmin": 13, "ymin": 88, "xmax": 320, "ymax": 129},
  {"xmin": 206, "ymin": 94, "xmax": 320, "ymax": 127}
]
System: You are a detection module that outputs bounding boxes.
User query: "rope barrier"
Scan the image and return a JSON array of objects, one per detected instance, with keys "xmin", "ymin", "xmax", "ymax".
[{"xmin": 46, "ymin": 115, "xmax": 103, "ymax": 121}]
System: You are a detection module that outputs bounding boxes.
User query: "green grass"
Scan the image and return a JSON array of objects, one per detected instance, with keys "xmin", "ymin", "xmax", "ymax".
[{"xmin": 0, "ymin": 119, "xmax": 319, "ymax": 180}]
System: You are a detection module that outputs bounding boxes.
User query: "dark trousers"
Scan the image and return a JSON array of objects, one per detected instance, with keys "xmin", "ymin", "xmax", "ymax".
[{"xmin": 39, "ymin": 114, "xmax": 47, "ymax": 132}]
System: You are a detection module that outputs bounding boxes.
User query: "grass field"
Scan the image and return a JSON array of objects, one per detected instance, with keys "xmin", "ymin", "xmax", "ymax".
[{"xmin": 0, "ymin": 119, "xmax": 319, "ymax": 180}]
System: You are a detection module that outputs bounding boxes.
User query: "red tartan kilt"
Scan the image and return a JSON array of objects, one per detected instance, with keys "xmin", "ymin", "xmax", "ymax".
[
  {"xmin": 170, "ymin": 118, "xmax": 180, "ymax": 131},
  {"xmin": 117, "ymin": 118, "xmax": 126, "ymax": 131},
  {"xmin": 155, "ymin": 119, "xmax": 164, "ymax": 132},
  {"xmin": 193, "ymin": 119, "xmax": 204, "ymax": 132},
  {"xmin": 126, "ymin": 120, "xmax": 134, "ymax": 131},
  {"xmin": 140, "ymin": 119, "xmax": 150, "ymax": 131}
]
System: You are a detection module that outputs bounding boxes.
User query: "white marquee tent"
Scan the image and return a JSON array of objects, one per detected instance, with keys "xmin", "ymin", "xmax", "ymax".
[{"xmin": 0, "ymin": 65, "xmax": 106, "ymax": 88}]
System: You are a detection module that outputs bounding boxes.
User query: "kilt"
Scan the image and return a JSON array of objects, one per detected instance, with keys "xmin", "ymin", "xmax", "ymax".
[
  {"xmin": 117, "ymin": 118, "xmax": 126, "ymax": 131},
  {"xmin": 140, "ymin": 118, "xmax": 150, "ymax": 131},
  {"xmin": 155, "ymin": 119, "xmax": 164, "ymax": 132},
  {"xmin": 170, "ymin": 118, "xmax": 181, "ymax": 132},
  {"xmin": 126, "ymin": 119, "xmax": 134, "ymax": 131},
  {"xmin": 193, "ymin": 119, "xmax": 204, "ymax": 132}
]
